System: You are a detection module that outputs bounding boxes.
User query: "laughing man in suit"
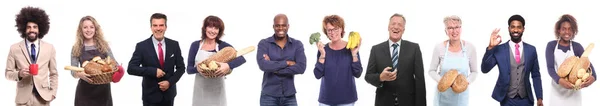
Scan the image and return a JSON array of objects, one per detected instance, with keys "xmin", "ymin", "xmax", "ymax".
[{"xmin": 365, "ymin": 13, "xmax": 426, "ymax": 106}]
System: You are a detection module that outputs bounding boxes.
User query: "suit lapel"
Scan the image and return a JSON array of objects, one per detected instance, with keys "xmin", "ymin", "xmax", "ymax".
[
  {"xmin": 18, "ymin": 41, "xmax": 32, "ymax": 64},
  {"xmin": 146, "ymin": 38, "xmax": 161, "ymax": 67},
  {"xmin": 397, "ymin": 40, "xmax": 410, "ymax": 69},
  {"xmin": 502, "ymin": 42, "xmax": 511, "ymax": 73},
  {"xmin": 164, "ymin": 39, "xmax": 172, "ymax": 66},
  {"xmin": 523, "ymin": 43, "xmax": 530, "ymax": 72},
  {"xmin": 379, "ymin": 41, "xmax": 393, "ymax": 68}
]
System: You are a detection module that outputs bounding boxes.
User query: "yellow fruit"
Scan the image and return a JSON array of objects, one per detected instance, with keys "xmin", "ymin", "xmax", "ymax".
[
  {"xmin": 346, "ymin": 35, "xmax": 352, "ymax": 49},
  {"xmin": 347, "ymin": 31, "xmax": 360, "ymax": 49}
]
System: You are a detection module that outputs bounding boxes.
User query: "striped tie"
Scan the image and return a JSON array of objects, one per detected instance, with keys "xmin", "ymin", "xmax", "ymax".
[{"xmin": 392, "ymin": 43, "xmax": 399, "ymax": 70}]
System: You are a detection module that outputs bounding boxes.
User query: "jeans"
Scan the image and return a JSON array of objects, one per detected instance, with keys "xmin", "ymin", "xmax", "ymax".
[
  {"xmin": 260, "ymin": 94, "xmax": 297, "ymax": 106},
  {"xmin": 319, "ymin": 102, "xmax": 355, "ymax": 106}
]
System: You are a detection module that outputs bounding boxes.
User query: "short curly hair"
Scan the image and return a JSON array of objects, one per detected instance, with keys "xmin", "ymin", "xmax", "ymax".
[
  {"xmin": 15, "ymin": 6, "xmax": 50, "ymax": 39},
  {"xmin": 554, "ymin": 14, "xmax": 578, "ymax": 39},
  {"xmin": 322, "ymin": 15, "xmax": 345, "ymax": 38}
]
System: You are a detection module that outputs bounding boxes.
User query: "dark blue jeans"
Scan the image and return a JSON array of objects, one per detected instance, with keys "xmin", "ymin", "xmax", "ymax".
[
  {"xmin": 501, "ymin": 95, "xmax": 533, "ymax": 106},
  {"xmin": 260, "ymin": 94, "xmax": 298, "ymax": 106}
]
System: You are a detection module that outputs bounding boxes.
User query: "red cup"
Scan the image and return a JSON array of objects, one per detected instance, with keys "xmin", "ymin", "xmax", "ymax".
[{"xmin": 29, "ymin": 64, "xmax": 38, "ymax": 75}]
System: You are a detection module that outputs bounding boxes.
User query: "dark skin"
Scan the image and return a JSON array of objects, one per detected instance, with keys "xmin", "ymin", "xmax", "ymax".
[{"xmin": 263, "ymin": 14, "xmax": 295, "ymax": 67}]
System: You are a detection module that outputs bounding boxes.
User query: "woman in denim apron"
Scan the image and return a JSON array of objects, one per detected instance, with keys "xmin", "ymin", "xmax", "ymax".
[{"xmin": 433, "ymin": 41, "xmax": 471, "ymax": 106}]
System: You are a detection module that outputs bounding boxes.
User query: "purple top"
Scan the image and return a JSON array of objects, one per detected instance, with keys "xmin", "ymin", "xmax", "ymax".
[
  {"xmin": 313, "ymin": 43, "xmax": 363, "ymax": 105},
  {"xmin": 256, "ymin": 35, "xmax": 307, "ymax": 97},
  {"xmin": 545, "ymin": 40, "xmax": 596, "ymax": 83}
]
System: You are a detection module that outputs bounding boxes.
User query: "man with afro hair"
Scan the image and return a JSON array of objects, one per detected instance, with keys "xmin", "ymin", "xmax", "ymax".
[{"xmin": 5, "ymin": 6, "xmax": 58, "ymax": 106}]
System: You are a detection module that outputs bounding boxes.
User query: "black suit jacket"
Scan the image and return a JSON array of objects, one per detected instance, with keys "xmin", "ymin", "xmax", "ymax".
[
  {"xmin": 365, "ymin": 40, "xmax": 426, "ymax": 106},
  {"xmin": 127, "ymin": 36, "xmax": 185, "ymax": 103}
]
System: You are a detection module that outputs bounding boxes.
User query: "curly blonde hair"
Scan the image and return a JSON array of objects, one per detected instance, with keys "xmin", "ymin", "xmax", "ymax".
[{"xmin": 71, "ymin": 16, "xmax": 109, "ymax": 57}]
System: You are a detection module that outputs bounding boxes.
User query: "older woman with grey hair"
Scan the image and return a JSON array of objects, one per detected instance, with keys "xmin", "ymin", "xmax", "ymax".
[{"xmin": 428, "ymin": 15, "xmax": 478, "ymax": 106}]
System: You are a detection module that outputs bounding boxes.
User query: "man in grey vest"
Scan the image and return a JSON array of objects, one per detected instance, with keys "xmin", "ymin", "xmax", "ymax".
[{"xmin": 481, "ymin": 14, "xmax": 543, "ymax": 106}]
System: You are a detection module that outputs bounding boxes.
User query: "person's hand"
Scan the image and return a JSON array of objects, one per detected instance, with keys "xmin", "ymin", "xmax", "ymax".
[
  {"xmin": 76, "ymin": 72, "xmax": 93, "ymax": 83},
  {"xmin": 216, "ymin": 62, "xmax": 231, "ymax": 77},
  {"xmin": 263, "ymin": 54, "xmax": 271, "ymax": 61},
  {"xmin": 351, "ymin": 37, "xmax": 362, "ymax": 55},
  {"xmin": 558, "ymin": 78, "xmax": 574, "ymax": 89},
  {"xmin": 158, "ymin": 81, "xmax": 170, "ymax": 91},
  {"xmin": 317, "ymin": 42, "xmax": 326, "ymax": 55},
  {"xmin": 19, "ymin": 69, "xmax": 30, "ymax": 78},
  {"xmin": 582, "ymin": 76, "xmax": 595, "ymax": 88},
  {"xmin": 379, "ymin": 67, "xmax": 397, "ymax": 81},
  {"xmin": 537, "ymin": 99, "xmax": 543, "ymax": 106},
  {"xmin": 286, "ymin": 61, "xmax": 296, "ymax": 66},
  {"xmin": 488, "ymin": 28, "xmax": 502, "ymax": 50},
  {"xmin": 156, "ymin": 68, "xmax": 165, "ymax": 78}
]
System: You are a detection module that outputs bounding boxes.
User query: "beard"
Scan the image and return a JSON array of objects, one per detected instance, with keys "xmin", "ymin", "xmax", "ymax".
[
  {"xmin": 25, "ymin": 32, "xmax": 38, "ymax": 42},
  {"xmin": 274, "ymin": 33, "xmax": 287, "ymax": 40},
  {"xmin": 510, "ymin": 32, "xmax": 523, "ymax": 42}
]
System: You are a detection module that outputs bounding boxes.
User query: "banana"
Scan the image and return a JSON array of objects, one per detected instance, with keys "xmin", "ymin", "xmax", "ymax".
[
  {"xmin": 346, "ymin": 34, "xmax": 353, "ymax": 49},
  {"xmin": 347, "ymin": 31, "xmax": 360, "ymax": 49}
]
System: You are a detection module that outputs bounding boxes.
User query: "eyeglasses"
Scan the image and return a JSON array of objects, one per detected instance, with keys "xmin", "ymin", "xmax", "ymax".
[
  {"xmin": 446, "ymin": 26, "xmax": 461, "ymax": 30},
  {"xmin": 326, "ymin": 27, "xmax": 340, "ymax": 33}
]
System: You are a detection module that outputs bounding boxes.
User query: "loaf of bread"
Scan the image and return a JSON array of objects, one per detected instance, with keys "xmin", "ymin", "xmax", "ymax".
[
  {"xmin": 201, "ymin": 47, "xmax": 237, "ymax": 64},
  {"xmin": 438, "ymin": 69, "xmax": 459, "ymax": 92},
  {"xmin": 558, "ymin": 56, "xmax": 578, "ymax": 77},
  {"xmin": 84, "ymin": 62, "xmax": 103, "ymax": 75},
  {"xmin": 452, "ymin": 74, "xmax": 469, "ymax": 93}
]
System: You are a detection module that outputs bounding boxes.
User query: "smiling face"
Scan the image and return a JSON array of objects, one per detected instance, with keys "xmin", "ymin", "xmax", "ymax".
[
  {"xmin": 273, "ymin": 15, "xmax": 289, "ymax": 38},
  {"xmin": 151, "ymin": 18, "xmax": 167, "ymax": 41},
  {"xmin": 81, "ymin": 20, "xmax": 96, "ymax": 40},
  {"xmin": 445, "ymin": 20, "xmax": 462, "ymax": 41},
  {"xmin": 325, "ymin": 23, "xmax": 342, "ymax": 42},
  {"xmin": 205, "ymin": 26, "xmax": 220, "ymax": 40},
  {"xmin": 388, "ymin": 16, "xmax": 405, "ymax": 42},
  {"xmin": 25, "ymin": 22, "xmax": 39, "ymax": 42},
  {"xmin": 558, "ymin": 21, "xmax": 574, "ymax": 41},
  {"xmin": 508, "ymin": 20, "xmax": 524, "ymax": 42}
]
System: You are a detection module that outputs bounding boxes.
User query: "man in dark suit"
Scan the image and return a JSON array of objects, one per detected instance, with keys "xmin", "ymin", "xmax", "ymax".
[
  {"xmin": 127, "ymin": 13, "xmax": 186, "ymax": 106},
  {"xmin": 365, "ymin": 13, "xmax": 426, "ymax": 106},
  {"xmin": 481, "ymin": 14, "xmax": 543, "ymax": 106}
]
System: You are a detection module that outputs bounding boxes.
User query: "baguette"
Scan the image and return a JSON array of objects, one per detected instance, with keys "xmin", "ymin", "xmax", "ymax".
[{"xmin": 64, "ymin": 66, "xmax": 84, "ymax": 72}]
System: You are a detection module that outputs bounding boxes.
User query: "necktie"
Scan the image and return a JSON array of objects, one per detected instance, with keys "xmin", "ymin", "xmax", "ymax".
[
  {"xmin": 158, "ymin": 42, "xmax": 164, "ymax": 68},
  {"xmin": 392, "ymin": 43, "xmax": 399, "ymax": 70},
  {"xmin": 515, "ymin": 44, "xmax": 521, "ymax": 63},
  {"xmin": 31, "ymin": 44, "xmax": 36, "ymax": 63}
]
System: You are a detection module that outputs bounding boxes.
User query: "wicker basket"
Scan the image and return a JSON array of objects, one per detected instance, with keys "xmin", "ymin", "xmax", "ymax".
[{"xmin": 86, "ymin": 67, "xmax": 118, "ymax": 85}]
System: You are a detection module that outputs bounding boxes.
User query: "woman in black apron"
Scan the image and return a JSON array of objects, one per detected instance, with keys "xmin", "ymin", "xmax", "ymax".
[{"xmin": 70, "ymin": 16, "xmax": 123, "ymax": 106}]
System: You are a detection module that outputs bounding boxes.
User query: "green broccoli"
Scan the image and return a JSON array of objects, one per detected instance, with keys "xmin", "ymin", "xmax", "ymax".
[{"xmin": 309, "ymin": 32, "xmax": 321, "ymax": 45}]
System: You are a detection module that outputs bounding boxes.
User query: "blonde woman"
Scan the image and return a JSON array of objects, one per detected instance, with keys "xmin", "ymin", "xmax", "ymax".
[
  {"xmin": 428, "ymin": 15, "xmax": 478, "ymax": 106},
  {"xmin": 70, "ymin": 16, "xmax": 124, "ymax": 106}
]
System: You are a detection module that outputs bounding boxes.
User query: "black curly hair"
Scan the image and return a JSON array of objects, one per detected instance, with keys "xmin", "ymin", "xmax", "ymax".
[{"xmin": 15, "ymin": 6, "xmax": 50, "ymax": 39}]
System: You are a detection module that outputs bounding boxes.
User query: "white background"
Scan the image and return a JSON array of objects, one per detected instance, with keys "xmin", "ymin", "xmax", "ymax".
[{"xmin": 1, "ymin": 0, "xmax": 599, "ymax": 106}]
